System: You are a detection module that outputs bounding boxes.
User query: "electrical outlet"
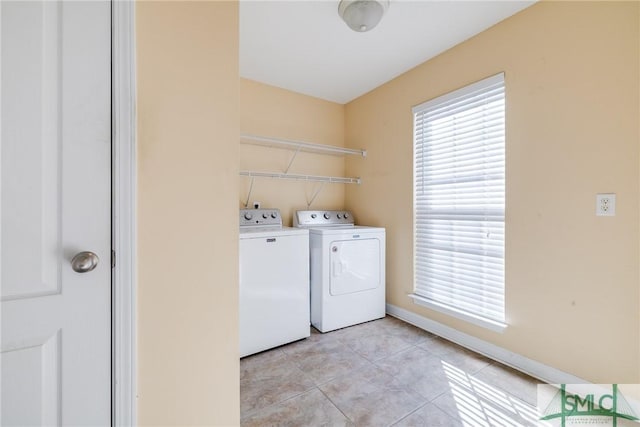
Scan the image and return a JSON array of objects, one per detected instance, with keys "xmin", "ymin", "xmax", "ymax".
[
  {"xmin": 596, "ymin": 193, "xmax": 616, "ymax": 216},
  {"xmin": 253, "ymin": 201, "xmax": 261, "ymax": 209}
]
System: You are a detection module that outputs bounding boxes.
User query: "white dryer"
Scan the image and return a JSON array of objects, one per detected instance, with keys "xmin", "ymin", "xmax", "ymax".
[
  {"xmin": 239, "ymin": 209, "xmax": 310, "ymax": 357},
  {"xmin": 294, "ymin": 210, "xmax": 385, "ymax": 332}
]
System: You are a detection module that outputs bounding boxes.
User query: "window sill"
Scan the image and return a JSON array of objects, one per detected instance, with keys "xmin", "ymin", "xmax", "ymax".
[{"xmin": 408, "ymin": 294, "xmax": 508, "ymax": 333}]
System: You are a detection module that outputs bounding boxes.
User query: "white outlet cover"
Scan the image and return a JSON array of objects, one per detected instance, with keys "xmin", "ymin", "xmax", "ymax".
[{"xmin": 596, "ymin": 193, "xmax": 616, "ymax": 216}]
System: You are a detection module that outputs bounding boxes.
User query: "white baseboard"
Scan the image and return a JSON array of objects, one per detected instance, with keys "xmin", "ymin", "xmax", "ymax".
[{"xmin": 386, "ymin": 303, "xmax": 588, "ymax": 385}]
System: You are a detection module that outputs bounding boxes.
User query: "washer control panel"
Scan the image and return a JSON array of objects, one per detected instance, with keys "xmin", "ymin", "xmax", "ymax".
[
  {"xmin": 239, "ymin": 208, "xmax": 282, "ymax": 228},
  {"xmin": 294, "ymin": 210, "xmax": 355, "ymax": 227}
]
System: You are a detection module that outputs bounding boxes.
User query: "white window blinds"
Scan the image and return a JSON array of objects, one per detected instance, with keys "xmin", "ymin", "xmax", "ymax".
[{"xmin": 413, "ymin": 73, "xmax": 505, "ymax": 326}]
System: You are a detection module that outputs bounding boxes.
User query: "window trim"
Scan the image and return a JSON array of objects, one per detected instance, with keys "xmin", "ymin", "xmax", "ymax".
[
  {"xmin": 412, "ymin": 72, "xmax": 506, "ymax": 331},
  {"xmin": 408, "ymin": 294, "xmax": 507, "ymax": 333}
]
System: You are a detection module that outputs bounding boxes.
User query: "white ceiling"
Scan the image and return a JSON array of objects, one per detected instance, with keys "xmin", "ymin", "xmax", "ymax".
[{"xmin": 240, "ymin": 0, "xmax": 535, "ymax": 104}]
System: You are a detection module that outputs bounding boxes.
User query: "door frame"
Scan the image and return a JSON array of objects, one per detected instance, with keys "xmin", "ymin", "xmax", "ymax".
[{"xmin": 112, "ymin": 1, "xmax": 136, "ymax": 425}]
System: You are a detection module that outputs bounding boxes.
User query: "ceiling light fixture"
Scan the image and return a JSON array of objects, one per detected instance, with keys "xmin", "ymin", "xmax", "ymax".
[{"xmin": 338, "ymin": 0, "xmax": 390, "ymax": 33}]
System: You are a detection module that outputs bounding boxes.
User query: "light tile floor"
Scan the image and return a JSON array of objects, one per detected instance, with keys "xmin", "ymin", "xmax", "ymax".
[{"xmin": 240, "ymin": 316, "xmax": 542, "ymax": 426}]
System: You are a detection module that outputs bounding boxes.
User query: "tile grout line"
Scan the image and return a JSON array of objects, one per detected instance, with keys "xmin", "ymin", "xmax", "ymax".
[
  {"xmin": 367, "ymin": 342, "xmax": 435, "ymax": 427},
  {"xmin": 386, "ymin": 400, "xmax": 431, "ymax": 427},
  {"xmin": 241, "ymin": 387, "xmax": 323, "ymax": 423},
  {"xmin": 316, "ymin": 386, "xmax": 356, "ymax": 425},
  {"xmin": 241, "ymin": 316, "xmax": 541, "ymax": 425},
  {"xmin": 239, "ymin": 350, "xmax": 318, "ymax": 421}
]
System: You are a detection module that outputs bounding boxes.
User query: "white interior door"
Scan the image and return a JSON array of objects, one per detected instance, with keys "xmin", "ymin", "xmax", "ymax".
[{"xmin": 1, "ymin": 1, "xmax": 111, "ymax": 425}]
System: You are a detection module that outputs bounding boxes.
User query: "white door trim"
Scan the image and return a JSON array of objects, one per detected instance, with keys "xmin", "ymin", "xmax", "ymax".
[{"xmin": 112, "ymin": 1, "xmax": 136, "ymax": 425}]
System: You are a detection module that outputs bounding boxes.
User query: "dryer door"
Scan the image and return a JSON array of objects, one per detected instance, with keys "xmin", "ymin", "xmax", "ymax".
[{"xmin": 330, "ymin": 238, "xmax": 380, "ymax": 296}]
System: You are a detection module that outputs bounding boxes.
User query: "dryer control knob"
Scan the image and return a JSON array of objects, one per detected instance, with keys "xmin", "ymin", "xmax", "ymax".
[
  {"xmin": 337, "ymin": 214, "xmax": 342, "ymax": 219},
  {"xmin": 324, "ymin": 213, "xmax": 330, "ymax": 220},
  {"xmin": 244, "ymin": 213, "xmax": 253, "ymax": 220},
  {"xmin": 262, "ymin": 213, "xmax": 268, "ymax": 219},
  {"xmin": 344, "ymin": 213, "xmax": 349, "ymax": 219},
  {"xmin": 311, "ymin": 213, "xmax": 317, "ymax": 219},
  {"xmin": 271, "ymin": 212, "xmax": 277, "ymax": 219}
]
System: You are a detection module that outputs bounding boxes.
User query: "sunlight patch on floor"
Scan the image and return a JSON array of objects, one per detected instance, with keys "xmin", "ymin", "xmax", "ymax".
[{"xmin": 442, "ymin": 360, "xmax": 550, "ymax": 427}]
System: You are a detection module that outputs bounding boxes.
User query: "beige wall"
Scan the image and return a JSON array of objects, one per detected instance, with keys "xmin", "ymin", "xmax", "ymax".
[
  {"xmin": 132, "ymin": 1, "xmax": 638, "ymax": 420},
  {"xmin": 345, "ymin": 1, "xmax": 640, "ymax": 383},
  {"xmin": 136, "ymin": 2, "xmax": 239, "ymax": 424},
  {"xmin": 240, "ymin": 79, "xmax": 346, "ymax": 225}
]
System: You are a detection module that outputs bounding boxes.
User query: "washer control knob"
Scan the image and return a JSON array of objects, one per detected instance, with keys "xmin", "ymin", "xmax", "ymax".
[
  {"xmin": 324, "ymin": 212, "xmax": 330, "ymax": 220},
  {"xmin": 244, "ymin": 212, "xmax": 253, "ymax": 220},
  {"xmin": 337, "ymin": 213, "xmax": 342, "ymax": 219},
  {"xmin": 271, "ymin": 212, "xmax": 277, "ymax": 219},
  {"xmin": 344, "ymin": 212, "xmax": 349, "ymax": 219},
  {"xmin": 311, "ymin": 213, "xmax": 317, "ymax": 219},
  {"xmin": 262, "ymin": 213, "xmax": 268, "ymax": 219}
]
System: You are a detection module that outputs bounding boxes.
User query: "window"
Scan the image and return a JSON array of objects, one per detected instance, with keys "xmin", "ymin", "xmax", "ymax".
[{"xmin": 412, "ymin": 73, "xmax": 506, "ymax": 331}]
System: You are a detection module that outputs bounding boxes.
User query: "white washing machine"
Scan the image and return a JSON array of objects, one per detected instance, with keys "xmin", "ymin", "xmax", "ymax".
[
  {"xmin": 239, "ymin": 208, "xmax": 310, "ymax": 357},
  {"xmin": 294, "ymin": 210, "xmax": 385, "ymax": 333}
]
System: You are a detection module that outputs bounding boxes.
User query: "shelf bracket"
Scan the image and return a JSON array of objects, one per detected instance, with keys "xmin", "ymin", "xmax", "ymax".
[
  {"xmin": 243, "ymin": 176, "xmax": 255, "ymax": 208},
  {"xmin": 307, "ymin": 182, "xmax": 326, "ymax": 208},
  {"xmin": 284, "ymin": 145, "xmax": 301, "ymax": 175}
]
